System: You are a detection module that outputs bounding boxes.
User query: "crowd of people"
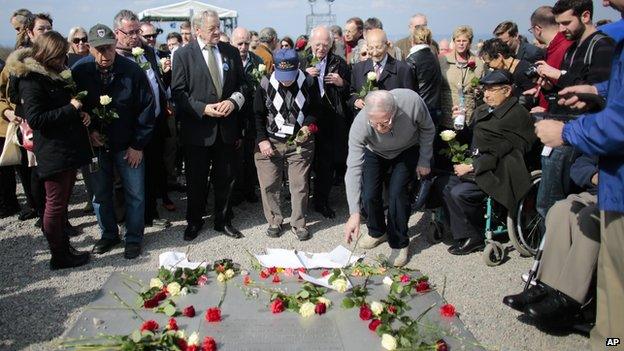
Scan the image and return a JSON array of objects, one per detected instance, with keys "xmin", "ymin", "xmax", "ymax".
[{"xmin": 0, "ymin": 1, "xmax": 623, "ymax": 348}]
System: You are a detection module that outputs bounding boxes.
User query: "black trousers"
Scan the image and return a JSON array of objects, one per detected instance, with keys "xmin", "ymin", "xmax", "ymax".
[
  {"xmin": 144, "ymin": 133, "xmax": 168, "ymax": 222},
  {"xmin": 234, "ymin": 137, "xmax": 257, "ymax": 198},
  {"xmin": 0, "ymin": 137, "xmax": 19, "ymax": 211},
  {"xmin": 442, "ymin": 175, "xmax": 487, "ymax": 240},
  {"xmin": 184, "ymin": 138, "xmax": 236, "ymax": 227},
  {"xmin": 361, "ymin": 145, "xmax": 419, "ymax": 249},
  {"xmin": 313, "ymin": 130, "xmax": 335, "ymax": 206}
]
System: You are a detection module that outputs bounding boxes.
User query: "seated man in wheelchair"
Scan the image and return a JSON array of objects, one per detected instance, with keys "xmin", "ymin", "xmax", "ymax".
[
  {"xmin": 442, "ymin": 70, "xmax": 537, "ymax": 255},
  {"xmin": 504, "ymin": 154, "xmax": 599, "ymax": 325}
]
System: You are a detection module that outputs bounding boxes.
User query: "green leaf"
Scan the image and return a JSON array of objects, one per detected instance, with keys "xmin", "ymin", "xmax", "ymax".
[
  {"xmin": 163, "ymin": 303, "xmax": 177, "ymax": 316},
  {"xmin": 135, "ymin": 295, "xmax": 144, "ymax": 308},
  {"xmin": 131, "ymin": 330, "xmax": 142, "ymax": 343},
  {"xmin": 400, "ymin": 336, "xmax": 411, "ymax": 347},
  {"xmin": 299, "ymin": 290, "xmax": 310, "ymax": 299},
  {"xmin": 341, "ymin": 298, "xmax": 355, "ymax": 309}
]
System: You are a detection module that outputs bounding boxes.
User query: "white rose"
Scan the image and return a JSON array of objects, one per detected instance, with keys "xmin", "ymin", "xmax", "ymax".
[
  {"xmin": 217, "ymin": 273, "xmax": 226, "ymax": 282},
  {"xmin": 440, "ymin": 130, "xmax": 457, "ymax": 142},
  {"xmin": 258, "ymin": 64, "xmax": 266, "ymax": 73},
  {"xmin": 60, "ymin": 69, "xmax": 72, "ymax": 80},
  {"xmin": 225, "ymin": 269, "xmax": 235, "ymax": 279},
  {"xmin": 179, "ymin": 287, "xmax": 188, "ymax": 296},
  {"xmin": 188, "ymin": 331, "xmax": 200, "ymax": 346},
  {"xmin": 382, "ymin": 276, "xmax": 394, "ymax": 286},
  {"xmin": 149, "ymin": 278, "xmax": 164, "ymax": 289},
  {"xmin": 175, "ymin": 330, "xmax": 186, "ymax": 339},
  {"xmin": 381, "ymin": 334, "xmax": 398, "ymax": 350},
  {"xmin": 370, "ymin": 301, "xmax": 383, "ymax": 316},
  {"xmin": 131, "ymin": 47, "xmax": 145, "ymax": 57},
  {"xmin": 299, "ymin": 302, "xmax": 316, "ymax": 318},
  {"xmin": 159, "ymin": 57, "xmax": 168, "ymax": 67},
  {"xmin": 331, "ymin": 278, "xmax": 348, "ymax": 293},
  {"xmin": 99, "ymin": 95, "xmax": 112, "ymax": 106},
  {"xmin": 367, "ymin": 71, "xmax": 377, "ymax": 81},
  {"xmin": 317, "ymin": 297, "xmax": 332, "ymax": 307},
  {"xmin": 167, "ymin": 282, "xmax": 181, "ymax": 296}
]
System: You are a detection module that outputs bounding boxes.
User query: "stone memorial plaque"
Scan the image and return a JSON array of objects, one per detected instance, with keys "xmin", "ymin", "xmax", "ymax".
[{"xmin": 63, "ymin": 272, "xmax": 484, "ymax": 350}]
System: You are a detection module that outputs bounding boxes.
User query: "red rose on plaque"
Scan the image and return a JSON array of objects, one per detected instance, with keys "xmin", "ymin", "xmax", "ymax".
[
  {"xmin": 315, "ymin": 302, "xmax": 327, "ymax": 315},
  {"xmin": 321, "ymin": 270, "xmax": 330, "ymax": 277},
  {"xmin": 436, "ymin": 339, "xmax": 449, "ymax": 351},
  {"xmin": 202, "ymin": 336, "xmax": 218, "ymax": 351},
  {"xmin": 368, "ymin": 319, "xmax": 381, "ymax": 332},
  {"xmin": 166, "ymin": 318, "xmax": 179, "ymax": 331},
  {"xmin": 416, "ymin": 281, "xmax": 430, "ymax": 292},
  {"xmin": 143, "ymin": 297, "xmax": 159, "ymax": 308},
  {"xmin": 440, "ymin": 303, "xmax": 456, "ymax": 318},
  {"xmin": 308, "ymin": 123, "xmax": 319, "ymax": 134},
  {"xmin": 176, "ymin": 338, "xmax": 188, "ymax": 350},
  {"xmin": 268, "ymin": 267, "xmax": 278, "ymax": 275},
  {"xmin": 155, "ymin": 290, "xmax": 167, "ymax": 301},
  {"xmin": 260, "ymin": 270, "xmax": 270, "ymax": 279},
  {"xmin": 387, "ymin": 305, "xmax": 397, "ymax": 314},
  {"xmin": 186, "ymin": 345, "xmax": 199, "ymax": 351},
  {"xmin": 243, "ymin": 275, "xmax": 252, "ymax": 285},
  {"xmin": 205, "ymin": 307, "xmax": 222, "ymax": 322},
  {"xmin": 359, "ymin": 304, "xmax": 373, "ymax": 320},
  {"xmin": 140, "ymin": 320, "xmax": 159, "ymax": 332},
  {"xmin": 400, "ymin": 274, "xmax": 411, "ymax": 283},
  {"xmin": 183, "ymin": 305, "xmax": 196, "ymax": 317},
  {"xmin": 197, "ymin": 274, "xmax": 209, "ymax": 286},
  {"xmin": 270, "ymin": 298, "xmax": 285, "ymax": 313},
  {"xmin": 272, "ymin": 274, "xmax": 281, "ymax": 284}
]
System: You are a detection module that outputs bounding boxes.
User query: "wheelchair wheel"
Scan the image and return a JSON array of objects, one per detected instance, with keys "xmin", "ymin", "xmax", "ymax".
[
  {"xmin": 483, "ymin": 241, "xmax": 506, "ymax": 266},
  {"xmin": 507, "ymin": 170, "xmax": 543, "ymax": 257}
]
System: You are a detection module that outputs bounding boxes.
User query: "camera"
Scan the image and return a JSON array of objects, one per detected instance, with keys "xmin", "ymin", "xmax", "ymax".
[{"xmin": 524, "ymin": 65, "xmax": 540, "ymax": 79}]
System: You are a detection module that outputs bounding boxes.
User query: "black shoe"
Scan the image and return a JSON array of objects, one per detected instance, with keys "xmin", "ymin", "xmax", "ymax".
[
  {"xmin": 0, "ymin": 205, "xmax": 20, "ymax": 218},
  {"xmin": 18, "ymin": 209, "xmax": 38, "ymax": 221},
  {"xmin": 448, "ymin": 237, "xmax": 485, "ymax": 255},
  {"xmin": 525, "ymin": 290, "xmax": 581, "ymax": 323},
  {"xmin": 266, "ymin": 224, "xmax": 282, "ymax": 238},
  {"xmin": 184, "ymin": 222, "xmax": 204, "ymax": 241},
  {"xmin": 50, "ymin": 250, "xmax": 90, "ymax": 270},
  {"xmin": 65, "ymin": 222, "xmax": 81, "ymax": 237},
  {"xmin": 314, "ymin": 203, "xmax": 336, "ymax": 219},
  {"xmin": 244, "ymin": 192, "xmax": 259, "ymax": 203},
  {"xmin": 215, "ymin": 224, "xmax": 244, "ymax": 239},
  {"xmin": 503, "ymin": 284, "xmax": 548, "ymax": 312},
  {"xmin": 124, "ymin": 242, "xmax": 142, "ymax": 259},
  {"xmin": 292, "ymin": 227, "xmax": 311, "ymax": 241},
  {"xmin": 447, "ymin": 240, "xmax": 463, "ymax": 252},
  {"xmin": 92, "ymin": 237, "xmax": 122, "ymax": 254}
]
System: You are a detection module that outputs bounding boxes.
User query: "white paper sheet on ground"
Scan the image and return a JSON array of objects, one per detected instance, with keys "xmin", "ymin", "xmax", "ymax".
[
  {"xmin": 158, "ymin": 251, "xmax": 207, "ymax": 270},
  {"xmin": 255, "ymin": 246, "xmax": 364, "ymax": 269},
  {"xmin": 299, "ymin": 271, "xmax": 353, "ymax": 292},
  {"xmin": 256, "ymin": 249, "xmax": 304, "ymax": 268}
]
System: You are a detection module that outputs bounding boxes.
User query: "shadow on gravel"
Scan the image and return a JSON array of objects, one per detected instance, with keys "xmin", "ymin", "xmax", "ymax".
[{"xmin": 516, "ymin": 314, "xmax": 591, "ymax": 338}]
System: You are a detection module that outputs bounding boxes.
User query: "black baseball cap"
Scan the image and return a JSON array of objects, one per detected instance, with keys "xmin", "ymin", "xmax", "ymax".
[{"xmin": 88, "ymin": 24, "xmax": 116, "ymax": 48}]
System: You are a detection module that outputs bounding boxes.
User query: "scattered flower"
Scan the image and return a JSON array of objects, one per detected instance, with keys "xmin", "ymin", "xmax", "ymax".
[
  {"xmin": 243, "ymin": 275, "xmax": 252, "ymax": 286},
  {"xmin": 180, "ymin": 287, "xmax": 189, "ymax": 296},
  {"xmin": 143, "ymin": 297, "xmax": 159, "ymax": 308},
  {"xmin": 168, "ymin": 282, "xmax": 182, "ymax": 296},
  {"xmin": 436, "ymin": 339, "xmax": 449, "ymax": 351},
  {"xmin": 225, "ymin": 269, "xmax": 235, "ymax": 279},
  {"xmin": 368, "ymin": 319, "xmax": 381, "ymax": 332},
  {"xmin": 370, "ymin": 301, "xmax": 383, "ymax": 316},
  {"xmin": 205, "ymin": 307, "xmax": 222, "ymax": 322},
  {"xmin": 315, "ymin": 302, "xmax": 327, "ymax": 315},
  {"xmin": 440, "ymin": 304, "xmax": 456, "ymax": 318},
  {"xmin": 166, "ymin": 318, "xmax": 178, "ymax": 331},
  {"xmin": 317, "ymin": 297, "xmax": 331, "ymax": 307},
  {"xmin": 400, "ymin": 274, "xmax": 411, "ymax": 283},
  {"xmin": 149, "ymin": 278, "xmax": 164, "ymax": 289},
  {"xmin": 188, "ymin": 331, "xmax": 200, "ymax": 346},
  {"xmin": 387, "ymin": 305, "xmax": 397, "ymax": 314},
  {"xmin": 197, "ymin": 275, "xmax": 209, "ymax": 286},
  {"xmin": 381, "ymin": 334, "xmax": 398, "ymax": 350},
  {"xmin": 331, "ymin": 278, "xmax": 348, "ymax": 293},
  {"xmin": 359, "ymin": 304, "xmax": 373, "ymax": 320},
  {"xmin": 299, "ymin": 301, "xmax": 316, "ymax": 318},
  {"xmin": 270, "ymin": 298, "xmax": 285, "ymax": 314},
  {"xmin": 321, "ymin": 270, "xmax": 330, "ymax": 277},
  {"xmin": 416, "ymin": 280, "xmax": 430, "ymax": 292},
  {"xmin": 272, "ymin": 274, "xmax": 281, "ymax": 284},
  {"xmin": 183, "ymin": 305, "xmax": 196, "ymax": 318},
  {"xmin": 382, "ymin": 276, "xmax": 393, "ymax": 286},
  {"xmin": 217, "ymin": 273, "xmax": 226, "ymax": 282},
  {"xmin": 202, "ymin": 336, "xmax": 217, "ymax": 351},
  {"xmin": 140, "ymin": 320, "xmax": 159, "ymax": 332},
  {"xmin": 259, "ymin": 270, "xmax": 270, "ymax": 279}
]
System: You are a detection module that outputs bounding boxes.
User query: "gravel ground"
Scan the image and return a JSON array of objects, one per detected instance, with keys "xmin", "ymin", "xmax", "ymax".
[{"xmin": 0, "ymin": 179, "xmax": 590, "ymax": 351}]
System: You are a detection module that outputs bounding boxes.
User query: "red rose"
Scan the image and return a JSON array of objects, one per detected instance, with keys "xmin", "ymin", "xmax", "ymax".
[
  {"xmin": 167, "ymin": 318, "xmax": 179, "ymax": 331},
  {"xmin": 268, "ymin": 267, "xmax": 278, "ymax": 275},
  {"xmin": 321, "ymin": 270, "xmax": 330, "ymax": 277},
  {"xmin": 205, "ymin": 307, "xmax": 222, "ymax": 322},
  {"xmin": 243, "ymin": 275, "xmax": 252, "ymax": 285},
  {"xmin": 186, "ymin": 346, "xmax": 199, "ymax": 351},
  {"xmin": 143, "ymin": 297, "xmax": 159, "ymax": 308},
  {"xmin": 155, "ymin": 290, "xmax": 167, "ymax": 302},
  {"xmin": 315, "ymin": 302, "xmax": 327, "ymax": 315},
  {"xmin": 260, "ymin": 270, "xmax": 270, "ymax": 279},
  {"xmin": 272, "ymin": 274, "xmax": 281, "ymax": 284},
  {"xmin": 176, "ymin": 338, "xmax": 188, "ymax": 350},
  {"xmin": 467, "ymin": 61, "xmax": 476, "ymax": 69},
  {"xmin": 415, "ymin": 281, "xmax": 430, "ymax": 292},
  {"xmin": 440, "ymin": 303, "xmax": 456, "ymax": 318},
  {"xmin": 216, "ymin": 264, "xmax": 225, "ymax": 273},
  {"xmin": 202, "ymin": 336, "xmax": 218, "ymax": 351},
  {"xmin": 387, "ymin": 305, "xmax": 397, "ymax": 314},
  {"xmin": 270, "ymin": 298, "xmax": 285, "ymax": 314},
  {"xmin": 197, "ymin": 275, "xmax": 209, "ymax": 286},
  {"xmin": 308, "ymin": 123, "xmax": 319, "ymax": 134},
  {"xmin": 436, "ymin": 339, "xmax": 449, "ymax": 351},
  {"xmin": 368, "ymin": 319, "xmax": 381, "ymax": 332},
  {"xmin": 140, "ymin": 320, "xmax": 159, "ymax": 332},
  {"xmin": 162, "ymin": 285, "xmax": 168, "ymax": 294},
  {"xmin": 183, "ymin": 305, "xmax": 196, "ymax": 317},
  {"xmin": 359, "ymin": 304, "xmax": 373, "ymax": 320},
  {"xmin": 400, "ymin": 274, "xmax": 411, "ymax": 283}
]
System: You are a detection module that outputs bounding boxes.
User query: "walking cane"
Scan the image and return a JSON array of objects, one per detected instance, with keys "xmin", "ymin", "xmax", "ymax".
[{"xmin": 523, "ymin": 235, "xmax": 546, "ymax": 291}]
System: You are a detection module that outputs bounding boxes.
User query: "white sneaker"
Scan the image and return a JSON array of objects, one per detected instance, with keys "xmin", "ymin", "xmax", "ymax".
[
  {"xmin": 388, "ymin": 247, "xmax": 409, "ymax": 267},
  {"xmin": 359, "ymin": 233, "xmax": 388, "ymax": 249}
]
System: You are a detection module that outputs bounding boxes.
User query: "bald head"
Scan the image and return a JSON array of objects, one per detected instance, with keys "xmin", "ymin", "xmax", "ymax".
[
  {"xmin": 310, "ymin": 26, "xmax": 332, "ymax": 59},
  {"xmin": 365, "ymin": 29, "xmax": 389, "ymax": 62},
  {"xmin": 231, "ymin": 26, "xmax": 251, "ymax": 60}
]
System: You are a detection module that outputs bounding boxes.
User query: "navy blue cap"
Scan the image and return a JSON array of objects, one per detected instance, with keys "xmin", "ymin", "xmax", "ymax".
[
  {"xmin": 274, "ymin": 49, "xmax": 299, "ymax": 82},
  {"xmin": 480, "ymin": 69, "xmax": 513, "ymax": 85}
]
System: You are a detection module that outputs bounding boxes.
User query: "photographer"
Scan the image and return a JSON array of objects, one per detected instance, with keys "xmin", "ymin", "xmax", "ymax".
[{"xmin": 531, "ymin": 0, "xmax": 615, "ymax": 219}]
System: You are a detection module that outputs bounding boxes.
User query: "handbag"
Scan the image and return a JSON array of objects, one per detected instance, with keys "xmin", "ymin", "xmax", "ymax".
[
  {"xmin": 19, "ymin": 120, "xmax": 34, "ymax": 152},
  {"xmin": 0, "ymin": 122, "xmax": 22, "ymax": 166}
]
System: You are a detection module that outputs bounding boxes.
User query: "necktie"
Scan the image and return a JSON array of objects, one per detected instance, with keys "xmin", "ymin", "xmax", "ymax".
[
  {"xmin": 374, "ymin": 62, "xmax": 382, "ymax": 80},
  {"xmin": 205, "ymin": 45, "xmax": 222, "ymax": 98}
]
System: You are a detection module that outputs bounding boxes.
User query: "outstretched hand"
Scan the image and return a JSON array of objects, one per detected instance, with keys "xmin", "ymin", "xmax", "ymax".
[{"xmin": 344, "ymin": 213, "xmax": 361, "ymax": 244}]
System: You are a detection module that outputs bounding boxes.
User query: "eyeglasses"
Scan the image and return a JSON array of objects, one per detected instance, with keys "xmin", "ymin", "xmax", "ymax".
[
  {"xmin": 72, "ymin": 37, "xmax": 88, "ymax": 44},
  {"xmin": 368, "ymin": 117, "xmax": 393, "ymax": 129},
  {"xmin": 143, "ymin": 34, "xmax": 158, "ymax": 40},
  {"xmin": 528, "ymin": 25, "xmax": 540, "ymax": 34},
  {"xmin": 117, "ymin": 28, "xmax": 142, "ymax": 37}
]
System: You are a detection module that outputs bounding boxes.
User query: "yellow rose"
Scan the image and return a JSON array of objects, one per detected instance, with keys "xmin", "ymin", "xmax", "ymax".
[
  {"xmin": 99, "ymin": 95, "xmax": 112, "ymax": 106},
  {"xmin": 440, "ymin": 130, "xmax": 457, "ymax": 142},
  {"xmin": 217, "ymin": 273, "xmax": 226, "ymax": 282},
  {"xmin": 149, "ymin": 278, "xmax": 164, "ymax": 289},
  {"xmin": 367, "ymin": 71, "xmax": 377, "ymax": 81},
  {"xmin": 167, "ymin": 282, "xmax": 181, "ymax": 296},
  {"xmin": 225, "ymin": 269, "xmax": 235, "ymax": 279},
  {"xmin": 258, "ymin": 64, "xmax": 266, "ymax": 73},
  {"xmin": 131, "ymin": 47, "xmax": 145, "ymax": 57},
  {"xmin": 60, "ymin": 69, "xmax": 72, "ymax": 80},
  {"xmin": 370, "ymin": 301, "xmax": 383, "ymax": 316},
  {"xmin": 317, "ymin": 297, "xmax": 332, "ymax": 307},
  {"xmin": 381, "ymin": 334, "xmax": 397, "ymax": 350},
  {"xmin": 299, "ymin": 302, "xmax": 316, "ymax": 318},
  {"xmin": 331, "ymin": 278, "xmax": 348, "ymax": 293}
]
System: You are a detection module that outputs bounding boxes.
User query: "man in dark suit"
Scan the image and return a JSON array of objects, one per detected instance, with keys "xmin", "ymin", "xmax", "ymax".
[
  {"xmin": 494, "ymin": 21, "xmax": 545, "ymax": 64},
  {"xmin": 171, "ymin": 10, "xmax": 246, "ymax": 241},
  {"xmin": 349, "ymin": 29, "xmax": 415, "ymax": 113}
]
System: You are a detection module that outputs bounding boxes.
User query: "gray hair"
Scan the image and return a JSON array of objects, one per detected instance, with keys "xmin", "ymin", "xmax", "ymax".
[
  {"xmin": 365, "ymin": 90, "xmax": 397, "ymax": 115},
  {"xmin": 113, "ymin": 9, "xmax": 139, "ymax": 30},
  {"xmin": 67, "ymin": 26, "xmax": 87, "ymax": 41},
  {"xmin": 329, "ymin": 25, "xmax": 342, "ymax": 37},
  {"xmin": 310, "ymin": 26, "xmax": 331, "ymax": 41},
  {"xmin": 192, "ymin": 10, "xmax": 220, "ymax": 31},
  {"xmin": 259, "ymin": 27, "xmax": 277, "ymax": 43}
]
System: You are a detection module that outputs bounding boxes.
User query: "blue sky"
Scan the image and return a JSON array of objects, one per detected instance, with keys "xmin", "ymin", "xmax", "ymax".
[{"xmin": 0, "ymin": 0, "xmax": 619, "ymax": 46}]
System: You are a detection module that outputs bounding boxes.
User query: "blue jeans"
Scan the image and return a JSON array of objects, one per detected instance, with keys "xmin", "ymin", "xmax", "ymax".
[
  {"xmin": 91, "ymin": 149, "xmax": 145, "ymax": 244},
  {"xmin": 537, "ymin": 145, "xmax": 576, "ymax": 218}
]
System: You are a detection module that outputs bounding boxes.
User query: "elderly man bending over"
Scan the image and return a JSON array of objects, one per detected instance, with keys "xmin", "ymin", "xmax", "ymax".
[{"xmin": 344, "ymin": 89, "xmax": 434, "ymax": 267}]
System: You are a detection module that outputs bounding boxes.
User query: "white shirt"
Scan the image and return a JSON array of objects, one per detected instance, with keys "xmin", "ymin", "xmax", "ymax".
[
  {"xmin": 373, "ymin": 54, "xmax": 389, "ymax": 75},
  {"xmin": 316, "ymin": 56, "xmax": 327, "ymax": 97},
  {"xmin": 136, "ymin": 53, "xmax": 161, "ymax": 118},
  {"xmin": 197, "ymin": 37, "xmax": 224, "ymax": 84}
]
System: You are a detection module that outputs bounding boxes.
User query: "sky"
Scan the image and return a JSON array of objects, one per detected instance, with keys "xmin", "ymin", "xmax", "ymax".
[{"xmin": 0, "ymin": 0, "xmax": 620, "ymax": 47}]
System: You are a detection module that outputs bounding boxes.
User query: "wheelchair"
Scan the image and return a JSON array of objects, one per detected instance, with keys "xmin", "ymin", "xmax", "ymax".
[{"xmin": 416, "ymin": 169, "xmax": 544, "ymax": 266}]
